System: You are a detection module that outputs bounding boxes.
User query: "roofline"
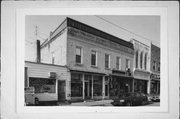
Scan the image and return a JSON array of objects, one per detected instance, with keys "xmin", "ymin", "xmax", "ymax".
[
  {"xmin": 25, "ymin": 61, "xmax": 67, "ymax": 68},
  {"xmin": 151, "ymin": 43, "xmax": 160, "ymax": 49},
  {"xmin": 67, "ymin": 17, "xmax": 133, "ymax": 49},
  {"xmin": 41, "ymin": 17, "xmax": 134, "ymax": 50},
  {"xmin": 131, "ymin": 38, "xmax": 150, "ymax": 48}
]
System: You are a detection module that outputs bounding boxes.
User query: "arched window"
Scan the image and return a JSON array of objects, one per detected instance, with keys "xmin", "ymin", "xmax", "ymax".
[
  {"xmin": 140, "ymin": 52, "xmax": 143, "ymax": 69},
  {"xmin": 135, "ymin": 51, "xmax": 139, "ymax": 68},
  {"xmin": 144, "ymin": 53, "xmax": 147, "ymax": 70}
]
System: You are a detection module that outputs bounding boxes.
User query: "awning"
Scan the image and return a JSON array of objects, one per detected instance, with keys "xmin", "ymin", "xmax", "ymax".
[
  {"xmin": 70, "ymin": 69, "xmax": 107, "ymax": 75},
  {"xmin": 110, "ymin": 74, "xmax": 133, "ymax": 80}
]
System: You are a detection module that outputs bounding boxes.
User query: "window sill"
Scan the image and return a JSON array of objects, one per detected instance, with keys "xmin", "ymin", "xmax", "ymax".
[
  {"xmin": 75, "ymin": 63, "xmax": 83, "ymax": 66},
  {"xmin": 91, "ymin": 65, "xmax": 98, "ymax": 68},
  {"xmin": 105, "ymin": 68, "xmax": 111, "ymax": 70}
]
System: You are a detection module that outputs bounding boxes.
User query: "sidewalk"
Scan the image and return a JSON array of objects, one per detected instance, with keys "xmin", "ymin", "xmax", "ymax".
[{"xmin": 70, "ymin": 99, "xmax": 113, "ymax": 106}]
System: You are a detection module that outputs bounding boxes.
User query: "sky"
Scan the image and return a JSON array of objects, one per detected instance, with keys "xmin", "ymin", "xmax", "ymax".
[{"xmin": 25, "ymin": 15, "xmax": 160, "ymax": 61}]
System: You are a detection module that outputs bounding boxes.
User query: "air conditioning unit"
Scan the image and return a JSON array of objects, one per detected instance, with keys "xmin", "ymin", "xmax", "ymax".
[{"xmin": 48, "ymin": 72, "xmax": 56, "ymax": 78}]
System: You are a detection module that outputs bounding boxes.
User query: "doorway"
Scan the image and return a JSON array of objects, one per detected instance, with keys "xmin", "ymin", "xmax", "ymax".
[{"xmin": 58, "ymin": 80, "xmax": 66, "ymax": 102}]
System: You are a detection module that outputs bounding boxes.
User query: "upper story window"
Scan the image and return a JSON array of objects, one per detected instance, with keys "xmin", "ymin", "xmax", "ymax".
[
  {"xmin": 144, "ymin": 53, "xmax": 147, "ymax": 70},
  {"xmin": 105, "ymin": 54, "xmax": 110, "ymax": 69},
  {"xmin": 140, "ymin": 52, "xmax": 143, "ymax": 69},
  {"xmin": 135, "ymin": 51, "xmax": 139, "ymax": 68},
  {"xmin": 153, "ymin": 60, "xmax": 156, "ymax": 71},
  {"xmin": 126, "ymin": 59, "xmax": 130, "ymax": 69},
  {"xmin": 52, "ymin": 52, "xmax": 55, "ymax": 64},
  {"xmin": 158, "ymin": 62, "xmax": 160, "ymax": 72},
  {"xmin": 91, "ymin": 50, "xmax": 97, "ymax": 66},
  {"xmin": 76, "ymin": 46, "xmax": 82, "ymax": 64},
  {"xmin": 116, "ymin": 57, "xmax": 121, "ymax": 70}
]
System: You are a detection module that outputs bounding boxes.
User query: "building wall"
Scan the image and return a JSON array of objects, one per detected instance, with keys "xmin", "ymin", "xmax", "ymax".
[
  {"xmin": 66, "ymin": 27, "xmax": 134, "ymax": 74},
  {"xmin": 41, "ymin": 29, "xmax": 67, "ymax": 66},
  {"xmin": 131, "ymin": 39, "xmax": 151, "ymax": 72},
  {"xmin": 25, "ymin": 61, "xmax": 71, "ymax": 100},
  {"xmin": 25, "ymin": 61, "xmax": 68, "ymax": 80},
  {"xmin": 150, "ymin": 43, "xmax": 160, "ymax": 73}
]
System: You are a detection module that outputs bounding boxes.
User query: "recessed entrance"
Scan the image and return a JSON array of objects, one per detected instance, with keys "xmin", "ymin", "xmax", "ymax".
[{"xmin": 58, "ymin": 80, "xmax": 66, "ymax": 102}]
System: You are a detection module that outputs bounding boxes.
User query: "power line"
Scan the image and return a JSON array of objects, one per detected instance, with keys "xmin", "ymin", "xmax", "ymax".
[{"xmin": 94, "ymin": 15, "xmax": 160, "ymax": 45}]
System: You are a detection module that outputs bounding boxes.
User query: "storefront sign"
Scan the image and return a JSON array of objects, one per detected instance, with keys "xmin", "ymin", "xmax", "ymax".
[{"xmin": 150, "ymin": 73, "xmax": 160, "ymax": 79}]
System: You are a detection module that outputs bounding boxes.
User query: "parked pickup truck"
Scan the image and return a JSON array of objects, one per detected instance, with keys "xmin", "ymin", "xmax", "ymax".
[{"xmin": 25, "ymin": 87, "xmax": 57, "ymax": 106}]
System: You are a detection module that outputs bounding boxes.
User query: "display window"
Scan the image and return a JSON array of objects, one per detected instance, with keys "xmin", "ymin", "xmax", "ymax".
[
  {"xmin": 29, "ymin": 78, "xmax": 56, "ymax": 93},
  {"xmin": 93, "ymin": 75, "xmax": 102, "ymax": 96},
  {"xmin": 71, "ymin": 73, "xmax": 83, "ymax": 97}
]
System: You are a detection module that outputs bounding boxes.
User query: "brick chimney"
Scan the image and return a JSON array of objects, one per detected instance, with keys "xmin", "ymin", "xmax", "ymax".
[{"xmin": 36, "ymin": 40, "xmax": 41, "ymax": 63}]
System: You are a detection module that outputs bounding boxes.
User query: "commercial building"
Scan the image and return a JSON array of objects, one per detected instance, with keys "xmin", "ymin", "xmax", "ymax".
[
  {"xmin": 130, "ymin": 39, "xmax": 151, "ymax": 94},
  {"xmin": 37, "ymin": 17, "xmax": 134, "ymax": 102},
  {"xmin": 150, "ymin": 43, "xmax": 160, "ymax": 95}
]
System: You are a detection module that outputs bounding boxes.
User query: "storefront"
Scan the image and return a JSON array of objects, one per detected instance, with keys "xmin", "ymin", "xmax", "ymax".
[
  {"xmin": 70, "ymin": 71, "xmax": 109, "ymax": 101},
  {"xmin": 25, "ymin": 61, "xmax": 69, "ymax": 104},
  {"xmin": 133, "ymin": 70, "xmax": 150, "ymax": 94},
  {"xmin": 150, "ymin": 73, "xmax": 160, "ymax": 94},
  {"xmin": 134, "ymin": 79, "xmax": 148, "ymax": 94},
  {"xmin": 109, "ymin": 70, "xmax": 133, "ymax": 97}
]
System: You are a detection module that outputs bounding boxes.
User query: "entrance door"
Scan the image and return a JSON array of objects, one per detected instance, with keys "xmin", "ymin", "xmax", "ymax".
[
  {"xmin": 58, "ymin": 80, "xmax": 66, "ymax": 102},
  {"xmin": 85, "ymin": 81, "xmax": 91, "ymax": 99}
]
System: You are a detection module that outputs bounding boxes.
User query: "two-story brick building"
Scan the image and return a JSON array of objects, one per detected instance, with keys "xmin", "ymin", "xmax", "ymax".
[
  {"xmin": 39, "ymin": 17, "xmax": 134, "ymax": 102},
  {"xmin": 150, "ymin": 43, "xmax": 160, "ymax": 95}
]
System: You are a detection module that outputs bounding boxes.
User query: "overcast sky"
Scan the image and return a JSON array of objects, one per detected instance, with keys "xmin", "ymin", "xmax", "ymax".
[{"xmin": 25, "ymin": 15, "xmax": 160, "ymax": 61}]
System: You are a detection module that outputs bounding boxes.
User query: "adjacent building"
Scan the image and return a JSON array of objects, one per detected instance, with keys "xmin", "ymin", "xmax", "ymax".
[
  {"xmin": 130, "ymin": 39, "xmax": 151, "ymax": 94},
  {"xmin": 150, "ymin": 43, "xmax": 160, "ymax": 95}
]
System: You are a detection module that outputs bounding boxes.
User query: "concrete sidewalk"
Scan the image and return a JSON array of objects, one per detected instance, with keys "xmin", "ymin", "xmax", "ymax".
[{"xmin": 70, "ymin": 99, "xmax": 113, "ymax": 106}]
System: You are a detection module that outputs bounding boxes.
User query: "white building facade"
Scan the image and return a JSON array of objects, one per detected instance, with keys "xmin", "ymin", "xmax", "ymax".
[{"xmin": 130, "ymin": 39, "xmax": 151, "ymax": 94}]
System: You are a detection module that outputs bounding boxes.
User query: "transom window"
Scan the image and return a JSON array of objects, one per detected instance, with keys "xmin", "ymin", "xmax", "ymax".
[{"xmin": 76, "ymin": 46, "xmax": 82, "ymax": 64}]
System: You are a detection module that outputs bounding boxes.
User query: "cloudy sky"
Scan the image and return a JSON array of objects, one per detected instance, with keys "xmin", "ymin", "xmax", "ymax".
[{"xmin": 25, "ymin": 15, "xmax": 160, "ymax": 61}]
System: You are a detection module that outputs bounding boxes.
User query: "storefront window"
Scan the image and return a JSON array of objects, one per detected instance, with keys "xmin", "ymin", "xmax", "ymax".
[
  {"xmin": 71, "ymin": 73, "xmax": 83, "ymax": 97},
  {"xmin": 29, "ymin": 78, "xmax": 56, "ymax": 93},
  {"xmin": 93, "ymin": 75, "xmax": 102, "ymax": 96}
]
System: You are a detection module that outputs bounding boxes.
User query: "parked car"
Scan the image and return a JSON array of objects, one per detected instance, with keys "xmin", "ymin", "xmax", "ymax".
[
  {"xmin": 111, "ymin": 92, "xmax": 148, "ymax": 106},
  {"xmin": 25, "ymin": 87, "xmax": 58, "ymax": 106},
  {"xmin": 151, "ymin": 95, "xmax": 160, "ymax": 102}
]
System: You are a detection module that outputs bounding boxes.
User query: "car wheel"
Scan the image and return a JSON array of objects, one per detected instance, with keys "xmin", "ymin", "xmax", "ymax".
[
  {"xmin": 142, "ymin": 100, "xmax": 146, "ymax": 105},
  {"xmin": 35, "ymin": 98, "xmax": 39, "ymax": 105},
  {"xmin": 126, "ymin": 102, "xmax": 131, "ymax": 106}
]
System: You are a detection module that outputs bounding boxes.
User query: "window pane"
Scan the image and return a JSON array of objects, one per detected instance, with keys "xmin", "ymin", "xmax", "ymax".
[
  {"xmin": 105, "ymin": 54, "xmax": 109, "ymax": 68},
  {"xmin": 76, "ymin": 55, "xmax": 81, "ymax": 63},
  {"xmin": 144, "ymin": 54, "xmax": 147, "ymax": 70},
  {"xmin": 76, "ymin": 47, "xmax": 81, "ymax": 55},
  {"xmin": 71, "ymin": 73, "xmax": 83, "ymax": 97},
  {"xmin": 76, "ymin": 47, "xmax": 82, "ymax": 63},
  {"xmin": 29, "ymin": 78, "xmax": 56, "ymax": 93},
  {"xmin": 93, "ymin": 75, "xmax": 102, "ymax": 96},
  {"xmin": 116, "ymin": 57, "xmax": 120, "ymax": 70},
  {"xmin": 136, "ymin": 51, "xmax": 138, "ymax": 68},
  {"xmin": 91, "ymin": 51, "xmax": 96, "ymax": 66}
]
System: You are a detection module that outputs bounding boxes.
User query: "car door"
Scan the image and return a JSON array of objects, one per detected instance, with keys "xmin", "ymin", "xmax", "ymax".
[{"xmin": 133, "ymin": 93, "xmax": 141, "ymax": 105}]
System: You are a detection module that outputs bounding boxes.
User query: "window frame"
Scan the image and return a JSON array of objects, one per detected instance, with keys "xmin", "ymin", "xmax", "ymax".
[
  {"xmin": 126, "ymin": 59, "xmax": 130, "ymax": 69},
  {"xmin": 91, "ymin": 50, "xmax": 97, "ymax": 67},
  {"xmin": 75, "ymin": 46, "xmax": 83, "ymax": 64},
  {"xmin": 105, "ymin": 54, "xmax": 110, "ymax": 69},
  {"xmin": 116, "ymin": 56, "xmax": 121, "ymax": 70}
]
